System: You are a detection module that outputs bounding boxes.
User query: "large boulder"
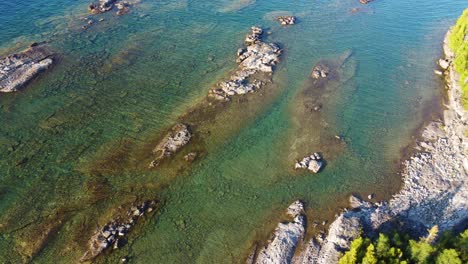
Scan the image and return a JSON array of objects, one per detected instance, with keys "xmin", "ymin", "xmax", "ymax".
[
  {"xmin": 295, "ymin": 152, "xmax": 324, "ymax": 173},
  {"xmin": 310, "ymin": 64, "xmax": 329, "ymax": 79}
]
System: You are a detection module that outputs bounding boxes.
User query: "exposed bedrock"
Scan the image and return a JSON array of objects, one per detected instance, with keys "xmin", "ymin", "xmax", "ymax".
[
  {"xmin": 0, "ymin": 44, "xmax": 54, "ymax": 93},
  {"xmin": 80, "ymin": 200, "xmax": 157, "ymax": 262},
  {"xmin": 149, "ymin": 123, "xmax": 192, "ymax": 168},
  {"xmin": 208, "ymin": 26, "xmax": 282, "ymax": 101},
  {"xmin": 88, "ymin": 0, "xmax": 133, "ymax": 15},
  {"xmin": 249, "ymin": 201, "xmax": 306, "ymax": 264}
]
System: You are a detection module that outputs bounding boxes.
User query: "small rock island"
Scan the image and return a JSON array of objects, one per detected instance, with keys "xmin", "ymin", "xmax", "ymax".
[{"xmin": 0, "ymin": 44, "xmax": 53, "ymax": 93}]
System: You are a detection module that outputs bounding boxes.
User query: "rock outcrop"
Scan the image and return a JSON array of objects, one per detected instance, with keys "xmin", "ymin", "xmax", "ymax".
[
  {"xmin": 250, "ymin": 201, "xmax": 306, "ymax": 264},
  {"xmin": 149, "ymin": 123, "xmax": 192, "ymax": 168},
  {"xmin": 294, "ymin": 152, "xmax": 324, "ymax": 173},
  {"xmin": 81, "ymin": 200, "xmax": 157, "ymax": 262},
  {"xmin": 88, "ymin": 0, "xmax": 132, "ymax": 15},
  {"xmin": 310, "ymin": 64, "xmax": 329, "ymax": 79},
  {"xmin": 277, "ymin": 16, "xmax": 296, "ymax": 26},
  {"xmin": 208, "ymin": 26, "xmax": 282, "ymax": 101},
  {"xmin": 0, "ymin": 44, "xmax": 53, "ymax": 93}
]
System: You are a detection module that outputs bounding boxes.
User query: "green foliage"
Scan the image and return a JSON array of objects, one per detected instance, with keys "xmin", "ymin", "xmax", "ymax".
[
  {"xmin": 450, "ymin": 9, "xmax": 468, "ymax": 109},
  {"xmin": 362, "ymin": 244, "xmax": 377, "ymax": 264},
  {"xmin": 436, "ymin": 249, "xmax": 462, "ymax": 264},
  {"xmin": 375, "ymin": 233, "xmax": 390, "ymax": 259},
  {"xmin": 408, "ymin": 240, "xmax": 435, "ymax": 263},
  {"xmin": 455, "ymin": 229, "xmax": 468, "ymax": 262},
  {"xmin": 339, "ymin": 236, "xmax": 364, "ymax": 264},
  {"xmin": 339, "ymin": 228, "xmax": 467, "ymax": 264}
]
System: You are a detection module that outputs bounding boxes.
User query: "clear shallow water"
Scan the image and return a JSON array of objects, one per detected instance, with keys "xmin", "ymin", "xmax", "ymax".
[{"xmin": 0, "ymin": 0, "xmax": 466, "ymax": 262}]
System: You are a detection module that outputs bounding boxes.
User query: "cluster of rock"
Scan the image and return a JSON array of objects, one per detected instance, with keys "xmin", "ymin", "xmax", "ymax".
[
  {"xmin": 310, "ymin": 64, "xmax": 329, "ymax": 79},
  {"xmin": 248, "ymin": 201, "xmax": 306, "ymax": 264},
  {"xmin": 81, "ymin": 200, "xmax": 157, "ymax": 261},
  {"xmin": 0, "ymin": 44, "xmax": 53, "ymax": 93},
  {"xmin": 295, "ymin": 195, "xmax": 382, "ymax": 264},
  {"xmin": 277, "ymin": 16, "xmax": 296, "ymax": 26},
  {"xmin": 88, "ymin": 0, "xmax": 131, "ymax": 15},
  {"xmin": 208, "ymin": 26, "xmax": 282, "ymax": 101},
  {"xmin": 149, "ymin": 123, "xmax": 192, "ymax": 168},
  {"xmin": 294, "ymin": 152, "xmax": 323, "ymax": 173}
]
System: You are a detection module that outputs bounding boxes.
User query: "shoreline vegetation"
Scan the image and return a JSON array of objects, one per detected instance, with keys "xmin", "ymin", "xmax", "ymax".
[{"xmin": 449, "ymin": 9, "xmax": 468, "ymax": 109}]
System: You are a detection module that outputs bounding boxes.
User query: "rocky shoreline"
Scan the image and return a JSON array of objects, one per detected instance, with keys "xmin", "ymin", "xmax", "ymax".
[
  {"xmin": 0, "ymin": 44, "xmax": 54, "ymax": 93},
  {"xmin": 248, "ymin": 201, "xmax": 306, "ymax": 264},
  {"xmin": 247, "ymin": 27, "xmax": 467, "ymax": 264}
]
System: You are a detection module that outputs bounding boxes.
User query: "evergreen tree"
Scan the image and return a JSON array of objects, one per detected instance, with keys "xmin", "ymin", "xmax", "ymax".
[
  {"xmin": 375, "ymin": 233, "xmax": 390, "ymax": 259},
  {"xmin": 408, "ymin": 240, "xmax": 435, "ymax": 264},
  {"xmin": 339, "ymin": 236, "xmax": 364, "ymax": 264},
  {"xmin": 454, "ymin": 229, "xmax": 468, "ymax": 262},
  {"xmin": 435, "ymin": 249, "xmax": 462, "ymax": 264},
  {"xmin": 362, "ymin": 244, "xmax": 377, "ymax": 264}
]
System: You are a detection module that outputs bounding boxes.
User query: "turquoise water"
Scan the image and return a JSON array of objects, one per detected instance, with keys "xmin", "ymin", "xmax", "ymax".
[{"xmin": 0, "ymin": 0, "xmax": 466, "ymax": 262}]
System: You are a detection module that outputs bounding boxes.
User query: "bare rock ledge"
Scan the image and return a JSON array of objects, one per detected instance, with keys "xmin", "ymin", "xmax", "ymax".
[{"xmin": 0, "ymin": 44, "xmax": 53, "ymax": 93}]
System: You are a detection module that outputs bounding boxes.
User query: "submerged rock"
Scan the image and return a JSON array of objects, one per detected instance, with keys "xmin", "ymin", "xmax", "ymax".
[
  {"xmin": 184, "ymin": 152, "xmax": 197, "ymax": 162},
  {"xmin": 80, "ymin": 200, "xmax": 157, "ymax": 262},
  {"xmin": 253, "ymin": 201, "xmax": 306, "ymax": 264},
  {"xmin": 295, "ymin": 152, "xmax": 323, "ymax": 173},
  {"xmin": 209, "ymin": 26, "xmax": 282, "ymax": 101},
  {"xmin": 0, "ymin": 45, "xmax": 53, "ymax": 93},
  {"xmin": 277, "ymin": 16, "xmax": 296, "ymax": 26},
  {"xmin": 359, "ymin": 0, "xmax": 374, "ymax": 4},
  {"xmin": 149, "ymin": 123, "xmax": 192, "ymax": 168}
]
